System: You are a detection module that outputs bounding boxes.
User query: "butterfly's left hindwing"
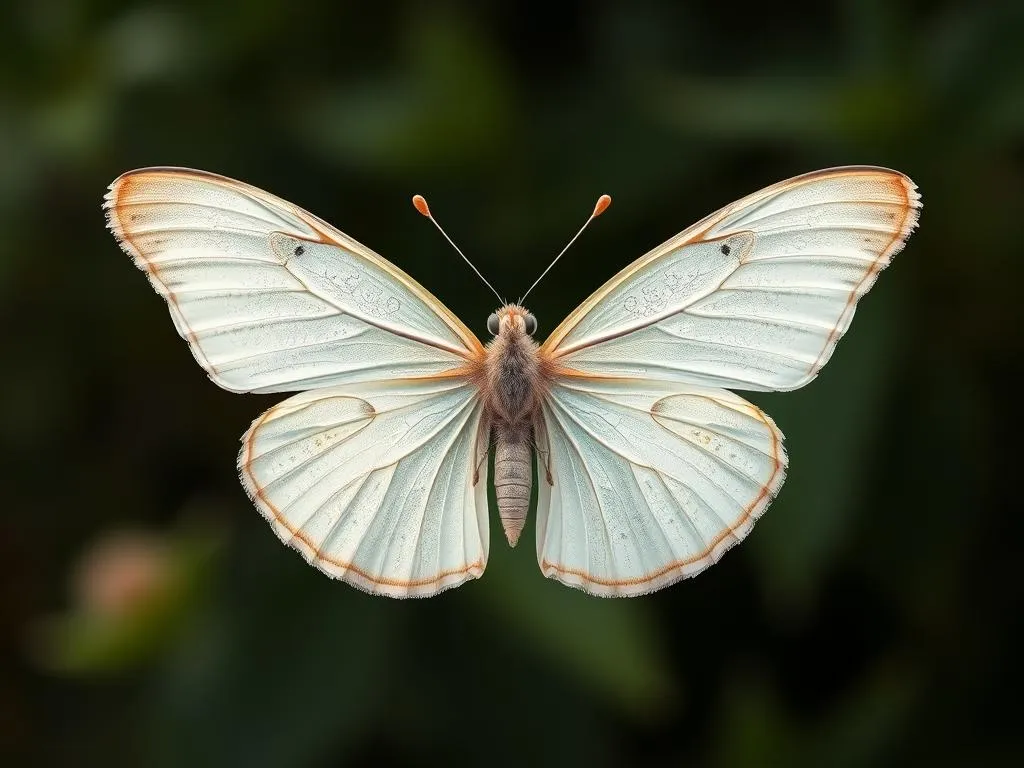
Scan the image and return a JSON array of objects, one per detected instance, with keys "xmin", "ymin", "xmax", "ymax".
[{"xmin": 536, "ymin": 378, "xmax": 785, "ymax": 596}]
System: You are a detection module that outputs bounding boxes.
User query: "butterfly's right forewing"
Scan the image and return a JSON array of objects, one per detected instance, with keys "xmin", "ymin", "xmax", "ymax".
[
  {"xmin": 108, "ymin": 167, "xmax": 491, "ymax": 597},
  {"xmin": 105, "ymin": 168, "xmax": 483, "ymax": 394}
]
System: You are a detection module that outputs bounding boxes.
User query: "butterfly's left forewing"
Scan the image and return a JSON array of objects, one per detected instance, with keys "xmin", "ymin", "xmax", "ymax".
[
  {"xmin": 536, "ymin": 166, "xmax": 919, "ymax": 594},
  {"xmin": 543, "ymin": 166, "xmax": 920, "ymax": 392}
]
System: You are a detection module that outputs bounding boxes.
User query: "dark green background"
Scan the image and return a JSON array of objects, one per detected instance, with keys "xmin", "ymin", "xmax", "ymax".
[{"xmin": 2, "ymin": 1, "xmax": 1022, "ymax": 765}]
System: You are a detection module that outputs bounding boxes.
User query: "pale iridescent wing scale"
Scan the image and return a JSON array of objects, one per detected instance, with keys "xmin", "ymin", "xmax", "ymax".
[
  {"xmin": 106, "ymin": 168, "xmax": 490, "ymax": 597},
  {"xmin": 105, "ymin": 167, "xmax": 483, "ymax": 394},
  {"xmin": 536, "ymin": 167, "xmax": 920, "ymax": 594}
]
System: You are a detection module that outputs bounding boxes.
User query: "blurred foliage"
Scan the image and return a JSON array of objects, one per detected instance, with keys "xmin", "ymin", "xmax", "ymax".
[
  {"xmin": 31, "ymin": 526, "xmax": 219, "ymax": 675},
  {"xmin": 1, "ymin": 0, "xmax": 1022, "ymax": 766}
]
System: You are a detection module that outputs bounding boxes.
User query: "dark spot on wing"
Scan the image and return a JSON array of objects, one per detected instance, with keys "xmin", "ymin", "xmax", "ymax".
[
  {"xmin": 720, "ymin": 243, "xmax": 731, "ymax": 255},
  {"xmin": 294, "ymin": 245, "xmax": 305, "ymax": 256}
]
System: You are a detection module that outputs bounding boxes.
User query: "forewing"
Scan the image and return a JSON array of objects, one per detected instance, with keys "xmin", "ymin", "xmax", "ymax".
[
  {"xmin": 239, "ymin": 377, "xmax": 490, "ymax": 597},
  {"xmin": 105, "ymin": 167, "xmax": 484, "ymax": 393},
  {"xmin": 541, "ymin": 166, "xmax": 920, "ymax": 391},
  {"xmin": 536, "ymin": 378, "xmax": 786, "ymax": 596}
]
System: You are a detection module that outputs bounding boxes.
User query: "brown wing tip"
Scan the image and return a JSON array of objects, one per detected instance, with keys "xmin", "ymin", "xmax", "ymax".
[
  {"xmin": 103, "ymin": 173, "xmax": 146, "ymax": 266},
  {"xmin": 898, "ymin": 174, "xmax": 923, "ymax": 236},
  {"xmin": 872, "ymin": 171, "xmax": 922, "ymax": 267},
  {"xmin": 102, "ymin": 176, "xmax": 125, "ymax": 237}
]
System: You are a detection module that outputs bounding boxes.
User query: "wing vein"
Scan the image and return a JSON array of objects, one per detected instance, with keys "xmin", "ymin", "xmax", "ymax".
[
  {"xmin": 549, "ymin": 391, "xmax": 757, "ymax": 513},
  {"xmin": 651, "ymin": 323, "xmax": 819, "ymax": 363},
  {"xmin": 555, "ymin": 385, "xmax": 781, "ymax": 461},
  {"xmin": 113, "ymin": 198, "xmax": 309, "ymax": 231},
  {"xmin": 546, "ymin": 404, "xmax": 607, "ymax": 576},
  {"xmin": 729, "ymin": 199, "xmax": 905, "ymax": 228},
  {"xmin": 383, "ymin": 401, "xmax": 477, "ymax": 583}
]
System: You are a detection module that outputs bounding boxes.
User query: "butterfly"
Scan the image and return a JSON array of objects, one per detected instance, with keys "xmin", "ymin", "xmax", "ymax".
[{"xmin": 105, "ymin": 166, "xmax": 920, "ymax": 597}]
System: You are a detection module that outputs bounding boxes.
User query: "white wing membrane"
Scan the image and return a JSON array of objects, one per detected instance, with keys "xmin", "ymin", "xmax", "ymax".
[
  {"xmin": 543, "ymin": 167, "xmax": 920, "ymax": 391},
  {"xmin": 105, "ymin": 168, "xmax": 483, "ymax": 393},
  {"xmin": 537, "ymin": 378, "xmax": 786, "ymax": 596},
  {"xmin": 239, "ymin": 378, "xmax": 489, "ymax": 597}
]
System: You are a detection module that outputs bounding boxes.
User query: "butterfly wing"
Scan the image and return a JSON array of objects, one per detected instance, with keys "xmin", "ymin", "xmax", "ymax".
[
  {"xmin": 240, "ymin": 377, "xmax": 489, "ymax": 597},
  {"xmin": 105, "ymin": 167, "xmax": 483, "ymax": 393},
  {"xmin": 541, "ymin": 166, "xmax": 920, "ymax": 391},
  {"xmin": 536, "ymin": 166, "xmax": 919, "ymax": 594},
  {"xmin": 107, "ymin": 168, "xmax": 490, "ymax": 596},
  {"xmin": 536, "ymin": 378, "xmax": 784, "ymax": 596}
]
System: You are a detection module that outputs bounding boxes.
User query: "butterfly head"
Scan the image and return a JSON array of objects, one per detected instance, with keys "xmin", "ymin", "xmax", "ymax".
[{"xmin": 488, "ymin": 304, "xmax": 537, "ymax": 337}]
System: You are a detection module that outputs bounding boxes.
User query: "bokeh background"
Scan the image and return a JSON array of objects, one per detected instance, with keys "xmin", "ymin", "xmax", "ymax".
[{"xmin": 2, "ymin": 1, "xmax": 1023, "ymax": 765}]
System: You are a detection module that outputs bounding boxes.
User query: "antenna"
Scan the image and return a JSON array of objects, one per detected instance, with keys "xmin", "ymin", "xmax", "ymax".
[
  {"xmin": 412, "ymin": 195, "xmax": 504, "ymax": 305},
  {"xmin": 519, "ymin": 194, "xmax": 611, "ymax": 303}
]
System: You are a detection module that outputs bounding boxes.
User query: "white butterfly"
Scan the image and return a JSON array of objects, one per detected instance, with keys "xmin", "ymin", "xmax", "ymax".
[{"xmin": 105, "ymin": 166, "xmax": 920, "ymax": 597}]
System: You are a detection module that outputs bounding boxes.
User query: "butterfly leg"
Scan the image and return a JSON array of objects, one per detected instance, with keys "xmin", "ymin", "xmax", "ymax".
[
  {"xmin": 473, "ymin": 412, "xmax": 491, "ymax": 486},
  {"xmin": 532, "ymin": 413, "xmax": 554, "ymax": 486}
]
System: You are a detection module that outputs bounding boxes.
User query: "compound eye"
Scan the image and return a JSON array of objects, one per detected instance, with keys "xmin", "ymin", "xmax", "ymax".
[
  {"xmin": 487, "ymin": 313, "xmax": 500, "ymax": 335},
  {"xmin": 524, "ymin": 314, "xmax": 537, "ymax": 336}
]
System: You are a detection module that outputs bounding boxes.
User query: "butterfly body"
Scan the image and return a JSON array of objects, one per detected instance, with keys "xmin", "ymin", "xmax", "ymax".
[
  {"xmin": 106, "ymin": 165, "xmax": 920, "ymax": 598},
  {"xmin": 481, "ymin": 304, "xmax": 546, "ymax": 547}
]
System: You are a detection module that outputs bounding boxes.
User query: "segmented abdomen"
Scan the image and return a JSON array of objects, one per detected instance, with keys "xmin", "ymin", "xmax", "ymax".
[{"xmin": 494, "ymin": 435, "xmax": 531, "ymax": 547}]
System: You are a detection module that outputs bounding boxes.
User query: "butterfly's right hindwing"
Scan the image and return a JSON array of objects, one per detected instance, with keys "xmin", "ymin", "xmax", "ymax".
[
  {"xmin": 107, "ymin": 167, "xmax": 492, "ymax": 598},
  {"xmin": 239, "ymin": 378, "xmax": 489, "ymax": 597}
]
